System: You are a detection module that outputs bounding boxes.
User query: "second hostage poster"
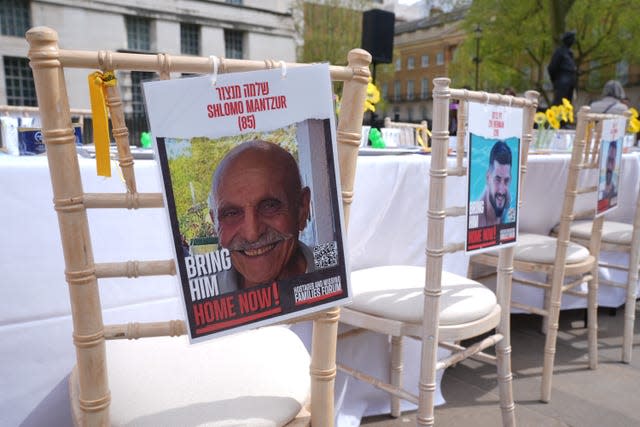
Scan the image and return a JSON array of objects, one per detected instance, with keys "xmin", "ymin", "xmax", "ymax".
[{"xmin": 466, "ymin": 101, "xmax": 523, "ymax": 253}]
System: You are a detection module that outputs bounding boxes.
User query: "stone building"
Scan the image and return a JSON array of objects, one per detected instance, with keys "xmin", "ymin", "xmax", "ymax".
[
  {"xmin": 378, "ymin": 6, "xmax": 467, "ymax": 124},
  {"xmin": 0, "ymin": 0, "xmax": 296, "ymax": 140}
]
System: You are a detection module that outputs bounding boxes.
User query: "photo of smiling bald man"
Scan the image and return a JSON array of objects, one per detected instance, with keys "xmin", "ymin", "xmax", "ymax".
[{"xmin": 209, "ymin": 139, "xmax": 316, "ymax": 293}]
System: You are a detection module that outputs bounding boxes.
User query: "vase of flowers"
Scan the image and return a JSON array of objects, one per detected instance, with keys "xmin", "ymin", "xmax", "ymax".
[{"xmin": 532, "ymin": 98, "xmax": 574, "ymax": 151}]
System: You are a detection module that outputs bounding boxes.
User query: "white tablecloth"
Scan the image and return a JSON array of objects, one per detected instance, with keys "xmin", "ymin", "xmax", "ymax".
[
  {"xmin": 1, "ymin": 154, "xmax": 442, "ymax": 427},
  {"xmin": 3, "ymin": 150, "xmax": 639, "ymax": 426}
]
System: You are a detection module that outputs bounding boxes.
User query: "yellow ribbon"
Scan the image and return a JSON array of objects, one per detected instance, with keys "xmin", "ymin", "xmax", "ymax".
[{"xmin": 88, "ymin": 71, "xmax": 116, "ymax": 177}]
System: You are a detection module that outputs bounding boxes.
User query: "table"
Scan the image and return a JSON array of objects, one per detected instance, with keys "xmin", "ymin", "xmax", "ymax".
[
  {"xmin": 3, "ymin": 150, "xmax": 639, "ymax": 426},
  {"xmin": 348, "ymin": 150, "xmax": 640, "ymax": 310},
  {"xmin": 1, "ymin": 154, "xmax": 442, "ymax": 427}
]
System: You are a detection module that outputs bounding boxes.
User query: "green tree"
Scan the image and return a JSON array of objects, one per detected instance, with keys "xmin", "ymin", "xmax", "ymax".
[
  {"xmin": 450, "ymin": 0, "xmax": 640, "ymax": 106},
  {"xmin": 292, "ymin": 0, "xmax": 370, "ymax": 66}
]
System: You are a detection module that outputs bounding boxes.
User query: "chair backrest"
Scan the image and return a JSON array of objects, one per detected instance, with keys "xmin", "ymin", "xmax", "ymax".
[
  {"xmin": 429, "ymin": 76, "xmax": 538, "ymax": 275},
  {"xmin": 383, "ymin": 116, "xmax": 430, "ymax": 148},
  {"xmin": 26, "ymin": 26, "xmax": 370, "ymax": 425},
  {"xmin": 553, "ymin": 106, "xmax": 631, "ymax": 281},
  {"xmin": 427, "ymin": 76, "xmax": 537, "ymax": 395}
]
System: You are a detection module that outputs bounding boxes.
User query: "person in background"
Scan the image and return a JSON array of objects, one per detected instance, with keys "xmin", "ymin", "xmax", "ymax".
[{"xmin": 590, "ymin": 80, "xmax": 629, "ymax": 115}]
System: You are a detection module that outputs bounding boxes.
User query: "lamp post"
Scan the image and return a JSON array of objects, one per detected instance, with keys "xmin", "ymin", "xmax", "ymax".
[{"xmin": 473, "ymin": 25, "xmax": 482, "ymax": 90}]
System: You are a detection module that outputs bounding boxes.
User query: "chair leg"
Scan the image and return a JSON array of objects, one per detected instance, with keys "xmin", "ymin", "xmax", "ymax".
[
  {"xmin": 390, "ymin": 335, "xmax": 403, "ymax": 417},
  {"xmin": 541, "ymin": 278, "xmax": 551, "ymax": 334},
  {"xmin": 587, "ymin": 274, "xmax": 599, "ymax": 370},
  {"xmin": 417, "ymin": 328, "xmax": 439, "ymax": 426},
  {"xmin": 622, "ymin": 269, "xmax": 638, "ymax": 363},
  {"xmin": 496, "ymin": 337, "xmax": 516, "ymax": 427},
  {"xmin": 541, "ymin": 294, "xmax": 562, "ymax": 402},
  {"xmin": 496, "ymin": 247, "xmax": 516, "ymax": 426}
]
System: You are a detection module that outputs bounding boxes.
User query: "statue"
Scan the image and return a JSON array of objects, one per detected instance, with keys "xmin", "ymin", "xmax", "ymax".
[{"xmin": 547, "ymin": 31, "xmax": 577, "ymax": 106}]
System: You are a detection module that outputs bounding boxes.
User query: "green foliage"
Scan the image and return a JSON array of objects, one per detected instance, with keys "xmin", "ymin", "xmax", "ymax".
[
  {"xmin": 295, "ymin": 0, "xmax": 369, "ymax": 66},
  {"xmin": 167, "ymin": 126, "xmax": 298, "ymax": 242},
  {"xmin": 451, "ymin": 0, "xmax": 640, "ymax": 105}
]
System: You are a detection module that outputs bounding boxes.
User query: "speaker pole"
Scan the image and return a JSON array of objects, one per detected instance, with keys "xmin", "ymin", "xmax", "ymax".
[{"xmin": 372, "ymin": 62, "xmax": 377, "ymax": 85}]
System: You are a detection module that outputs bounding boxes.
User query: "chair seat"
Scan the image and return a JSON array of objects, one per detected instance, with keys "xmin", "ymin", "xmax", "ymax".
[
  {"xmin": 349, "ymin": 265, "xmax": 497, "ymax": 325},
  {"xmin": 512, "ymin": 233, "xmax": 591, "ymax": 264},
  {"xmin": 71, "ymin": 326, "xmax": 310, "ymax": 427},
  {"xmin": 566, "ymin": 220, "xmax": 633, "ymax": 245}
]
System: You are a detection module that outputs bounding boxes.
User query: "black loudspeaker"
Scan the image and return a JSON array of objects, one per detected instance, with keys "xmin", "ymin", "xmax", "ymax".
[{"xmin": 361, "ymin": 9, "xmax": 395, "ymax": 64}]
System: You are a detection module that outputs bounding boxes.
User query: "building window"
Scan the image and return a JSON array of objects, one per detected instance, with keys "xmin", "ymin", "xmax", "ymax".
[
  {"xmin": 130, "ymin": 71, "xmax": 155, "ymax": 115},
  {"xmin": 127, "ymin": 71, "xmax": 156, "ymax": 145},
  {"xmin": 407, "ymin": 80, "xmax": 414, "ymax": 101},
  {"xmin": 3, "ymin": 56, "xmax": 37, "ymax": 106},
  {"xmin": 180, "ymin": 23, "xmax": 200, "ymax": 55},
  {"xmin": 407, "ymin": 56, "xmax": 415, "ymax": 70},
  {"xmin": 225, "ymin": 29, "xmax": 244, "ymax": 59},
  {"xmin": 0, "ymin": 0, "xmax": 30, "ymax": 37},
  {"xmin": 421, "ymin": 78, "xmax": 429, "ymax": 99},
  {"xmin": 421, "ymin": 105, "xmax": 427, "ymax": 120},
  {"xmin": 436, "ymin": 51, "xmax": 444, "ymax": 65},
  {"xmin": 408, "ymin": 106, "xmax": 414, "ymax": 122},
  {"xmin": 382, "ymin": 82, "xmax": 388, "ymax": 100},
  {"xmin": 395, "ymin": 58, "xmax": 401, "ymax": 71},
  {"xmin": 126, "ymin": 16, "xmax": 151, "ymax": 51},
  {"xmin": 393, "ymin": 80, "xmax": 401, "ymax": 101},
  {"xmin": 421, "ymin": 54, "xmax": 429, "ymax": 68}
]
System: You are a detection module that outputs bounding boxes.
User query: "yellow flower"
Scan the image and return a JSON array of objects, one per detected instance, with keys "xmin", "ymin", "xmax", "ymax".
[
  {"xmin": 364, "ymin": 79, "xmax": 381, "ymax": 112},
  {"xmin": 628, "ymin": 107, "xmax": 640, "ymax": 133},
  {"xmin": 534, "ymin": 112, "xmax": 547, "ymax": 126},
  {"xmin": 545, "ymin": 108, "xmax": 558, "ymax": 129}
]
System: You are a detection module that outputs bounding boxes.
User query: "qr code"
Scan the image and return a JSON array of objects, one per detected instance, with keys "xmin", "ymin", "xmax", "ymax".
[{"xmin": 313, "ymin": 241, "xmax": 338, "ymax": 269}]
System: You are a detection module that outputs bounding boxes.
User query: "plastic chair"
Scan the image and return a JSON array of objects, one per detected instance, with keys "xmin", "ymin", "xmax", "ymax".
[
  {"xmin": 338, "ymin": 77, "xmax": 538, "ymax": 426},
  {"xmin": 26, "ymin": 26, "xmax": 370, "ymax": 426}
]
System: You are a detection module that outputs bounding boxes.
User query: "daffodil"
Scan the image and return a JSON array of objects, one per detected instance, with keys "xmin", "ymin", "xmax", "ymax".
[
  {"xmin": 628, "ymin": 107, "xmax": 640, "ymax": 134},
  {"xmin": 546, "ymin": 107, "xmax": 560, "ymax": 129},
  {"xmin": 364, "ymin": 80, "xmax": 381, "ymax": 112}
]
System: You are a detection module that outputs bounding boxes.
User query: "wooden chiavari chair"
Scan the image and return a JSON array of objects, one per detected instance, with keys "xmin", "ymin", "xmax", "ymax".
[
  {"xmin": 383, "ymin": 116, "xmax": 431, "ymax": 149},
  {"xmin": 26, "ymin": 25, "xmax": 370, "ymax": 426},
  {"xmin": 555, "ymin": 110, "xmax": 637, "ymax": 363},
  {"xmin": 338, "ymin": 77, "xmax": 538, "ymax": 426}
]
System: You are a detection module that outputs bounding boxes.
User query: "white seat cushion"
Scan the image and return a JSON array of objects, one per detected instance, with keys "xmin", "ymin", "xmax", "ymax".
[
  {"xmin": 349, "ymin": 265, "xmax": 496, "ymax": 325},
  {"xmin": 568, "ymin": 220, "xmax": 633, "ymax": 245},
  {"xmin": 513, "ymin": 233, "xmax": 590, "ymax": 264},
  {"xmin": 103, "ymin": 326, "xmax": 310, "ymax": 426}
]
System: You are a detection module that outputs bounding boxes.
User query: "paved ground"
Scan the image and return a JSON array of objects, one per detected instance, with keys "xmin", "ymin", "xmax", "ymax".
[{"xmin": 361, "ymin": 301, "xmax": 640, "ymax": 426}]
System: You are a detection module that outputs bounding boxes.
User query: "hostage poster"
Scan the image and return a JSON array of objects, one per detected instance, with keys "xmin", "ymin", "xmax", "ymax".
[
  {"xmin": 143, "ymin": 64, "xmax": 351, "ymax": 343},
  {"xmin": 596, "ymin": 117, "xmax": 626, "ymax": 216},
  {"xmin": 466, "ymin": 101, "xmax": 523, "ymax": 253}
]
